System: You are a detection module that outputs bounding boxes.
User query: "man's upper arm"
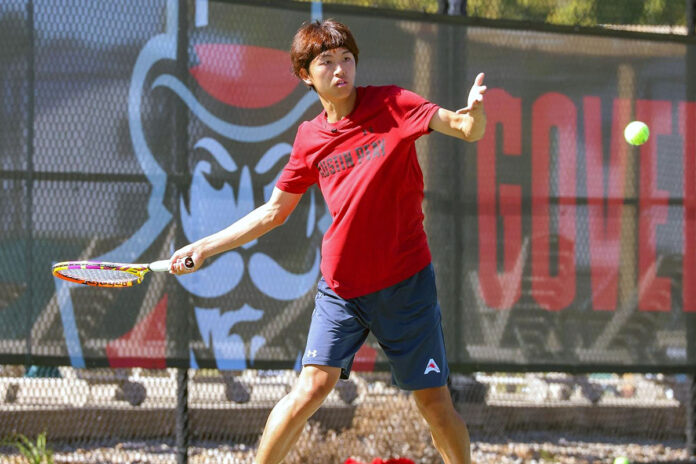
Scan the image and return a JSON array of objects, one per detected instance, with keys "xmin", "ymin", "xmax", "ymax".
[{"xmin": 268, "ymin": 187, "xmax": 304, "ymax": 223}]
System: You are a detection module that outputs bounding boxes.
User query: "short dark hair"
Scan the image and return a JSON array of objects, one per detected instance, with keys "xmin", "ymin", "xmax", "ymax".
[{"xmin": 290, "ymin": 19, "xmax": 359, "ymax": 81}]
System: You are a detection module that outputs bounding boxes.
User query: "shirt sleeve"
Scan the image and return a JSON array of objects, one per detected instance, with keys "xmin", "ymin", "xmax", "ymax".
[
  {"xmin": 275, "ymin": 131, "xmax": 318, "ymax": 194},
  {"xmin": 392, "ymin": 87, "xmax": 441, "ymax": 140}
]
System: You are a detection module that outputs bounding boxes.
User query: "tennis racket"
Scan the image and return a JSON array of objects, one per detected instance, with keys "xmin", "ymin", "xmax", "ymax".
[{"xmin": 52, "ymin": 257, "xmax": 194, "ymax": 288}]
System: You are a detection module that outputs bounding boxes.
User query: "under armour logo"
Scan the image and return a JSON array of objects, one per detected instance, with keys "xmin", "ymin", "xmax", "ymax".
[
  {"xmin": 424, "ymin": 358, "xmax": 440, "ymax": 375},
  {"xmin": 306, "ymin": 349, "xmax": 318, "ymax": 358}
]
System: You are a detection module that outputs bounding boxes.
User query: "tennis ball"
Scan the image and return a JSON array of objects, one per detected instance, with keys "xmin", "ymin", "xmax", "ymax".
[
  {"xmin": 624, "ymin": 121, "xmax": 649, "ymax": 146},
  {"xmin": 613, "ymin": 457, "xmax": 630, "ymax": 464}
]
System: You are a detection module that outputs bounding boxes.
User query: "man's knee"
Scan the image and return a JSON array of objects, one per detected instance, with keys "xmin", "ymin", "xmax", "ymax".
[
  {"xmin": 292, "ymin": 365, "xmax": 341, "ymax": 408},
  {"xmin": 414, "ymin": 385, "xmax": 452, "ymax": 407},
  {"xmin": 413, "ymin": 386, "xmax": 457, "ymax": 423},
  {"xmin": 296, "ymin": 376, "xmax": 334, "ymax": 401}
]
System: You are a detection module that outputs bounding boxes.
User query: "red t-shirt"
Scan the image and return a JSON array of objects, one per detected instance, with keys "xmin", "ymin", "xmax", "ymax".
[{"xmin": 276, "ymin": 85, "xmax": 440, "ymax": 298}]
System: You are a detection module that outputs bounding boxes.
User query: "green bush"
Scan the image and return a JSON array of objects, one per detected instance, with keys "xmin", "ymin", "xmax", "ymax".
[{"xmin": 293, "ymin": 0, "xmax": 687, "ymax": 27}]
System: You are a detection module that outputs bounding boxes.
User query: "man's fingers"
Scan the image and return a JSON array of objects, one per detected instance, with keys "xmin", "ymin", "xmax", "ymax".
[
  {"xmin": 169, "ymin": 255, "xmax": 192, "ymax": 274},
  {"xmin": 475, "ymin": 72, "xmax": 485, "ymax": 86}
]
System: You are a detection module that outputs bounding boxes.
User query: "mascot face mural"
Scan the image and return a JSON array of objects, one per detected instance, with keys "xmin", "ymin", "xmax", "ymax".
[{"xmin": 52, "ymin": 2, "xmax": 328, "ymax": 370}]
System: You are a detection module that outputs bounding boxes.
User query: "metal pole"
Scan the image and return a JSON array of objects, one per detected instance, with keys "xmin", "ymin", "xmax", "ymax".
[
  {"xmin": 688, "ymin": 373, "xmax": 696, "ymax": 456},
  {"xmin": 449, "ymin": 0, "xmax": 467, "ymax": 16},
  {"xmin": 687, "ymin": 0, "xmax": 696, "ymax": 456},
  {"xmin": 174, "ymin": 1, "xmax": 190, "ymax": 463},
  {"xmin": 25, "ymin": 0, "xmax": 35, "ymax": 366},
  {"xmin": 439, "ymin": 0, "xmax": 467, "ymax": 16},
  {"xmin": 176, "ymin": 368, "xmax": 189, "ymax": 464}
]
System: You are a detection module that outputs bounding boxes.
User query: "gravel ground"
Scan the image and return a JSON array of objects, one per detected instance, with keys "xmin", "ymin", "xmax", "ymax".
[{"xmin": 0, "ymin": 435, "xmax": 690, "ymax": 464}]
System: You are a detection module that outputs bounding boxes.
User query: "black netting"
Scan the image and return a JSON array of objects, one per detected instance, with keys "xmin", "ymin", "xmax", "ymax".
[
  {"xmin": 2, "ymin": 0, "xmax": 694, "ymax": 376},
  {"xmin": 2, "ymin": 0, "xmax": 696, "ymax": 462}
]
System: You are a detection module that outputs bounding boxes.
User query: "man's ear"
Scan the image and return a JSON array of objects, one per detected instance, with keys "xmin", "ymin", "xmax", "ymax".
[{"xmin": 299, "ymin": 68, "xmax": 312, "ymax": 87}]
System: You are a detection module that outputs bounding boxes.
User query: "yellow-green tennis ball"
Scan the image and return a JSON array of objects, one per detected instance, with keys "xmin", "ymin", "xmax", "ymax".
[
  {"xmin": 624, "ymin": 121, "xmax": 649, "ymax": 146},
  {"xmin": 614, "ymin": 457, "xmax": 630, "ymax": 464}
]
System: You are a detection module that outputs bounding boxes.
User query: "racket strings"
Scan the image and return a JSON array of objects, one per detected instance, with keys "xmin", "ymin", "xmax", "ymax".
[{"xmin": 56, "ymin": 266, "xmax": 142, "ymax": 286}]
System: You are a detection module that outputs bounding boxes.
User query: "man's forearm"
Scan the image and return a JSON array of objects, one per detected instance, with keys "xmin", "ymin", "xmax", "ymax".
[{"xmin": 196, "ymin": 203, "xmax": 283, "ymax": 260}]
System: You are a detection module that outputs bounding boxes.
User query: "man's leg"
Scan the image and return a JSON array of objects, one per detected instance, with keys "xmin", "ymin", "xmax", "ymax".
[
  {"xmin": 412, "ymin": 385, "xmax": 471, "ymax": 464},
  {"xmin": 254, "ymin": 365, "xmax": 341, "ymax": 464}
]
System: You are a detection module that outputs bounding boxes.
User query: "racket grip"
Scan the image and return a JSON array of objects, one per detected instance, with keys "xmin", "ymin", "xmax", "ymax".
[{"xmin": 184, "ymin": 256, "xmax": 195, "ymax": 269}]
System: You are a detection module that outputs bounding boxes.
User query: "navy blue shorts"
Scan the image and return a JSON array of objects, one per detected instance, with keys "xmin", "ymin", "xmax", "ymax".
[{"xmin": 302, "ymin": 263, "xmax": 449, "ymax": 391}]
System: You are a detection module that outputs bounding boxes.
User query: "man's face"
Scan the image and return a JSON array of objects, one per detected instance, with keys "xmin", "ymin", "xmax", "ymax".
[{"xmin": 302, "ymin": 47, "xmax": 356, "ymax": 99}]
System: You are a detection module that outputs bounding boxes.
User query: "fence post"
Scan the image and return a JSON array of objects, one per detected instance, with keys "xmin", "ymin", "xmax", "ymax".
[
  {"xmin": 688, "ymin": 0, "xmax": 696, "ymax": 454},
  {"xmin": 25, "ymin": 0, "xmax": 36, "ymax": 367},
  {"xmin": 176, "ymin": 368, "xmax": 190, "ymax": 464},
  {"xmin": 687, "ymin": 374, "xmax": 695, "ymax": 457},
  {"xmin": 688, "ymin": 0, "xmax": 696, "ymax": 457},
  {"xmin": 174, "ymin": 0, "xmax": 190, "ymax": 462},
  {"xmin": 439, "ymin": 0, "xmax": 467, "ymax": 16}
]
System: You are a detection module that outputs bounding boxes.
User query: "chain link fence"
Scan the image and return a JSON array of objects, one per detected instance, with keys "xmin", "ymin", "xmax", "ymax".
[{"xmin": 1, "ymin": 0, "xmax": 696, "ymax": 462}]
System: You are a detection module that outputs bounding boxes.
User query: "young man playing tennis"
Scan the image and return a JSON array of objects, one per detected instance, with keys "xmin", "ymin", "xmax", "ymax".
[{"xmin": 170, "ymin": 19, "xmax": 486, "ymax": 464}]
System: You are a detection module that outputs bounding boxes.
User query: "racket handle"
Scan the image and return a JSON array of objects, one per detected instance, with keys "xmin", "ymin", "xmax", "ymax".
[
  {"xmin": 149, "ymin": 257, "xmax": 194, "ymax": 272},
  {"xmin": 149, "ymin": 260, "xmax": 172, "ymax": 272}
]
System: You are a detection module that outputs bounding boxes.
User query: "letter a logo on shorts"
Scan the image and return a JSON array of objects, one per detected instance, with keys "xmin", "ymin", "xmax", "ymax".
[{"xmin": 424, "ymin": 358, "xmax": 440, "ymax": 375}]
